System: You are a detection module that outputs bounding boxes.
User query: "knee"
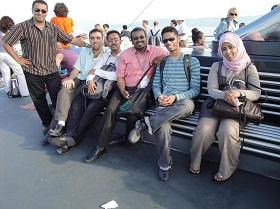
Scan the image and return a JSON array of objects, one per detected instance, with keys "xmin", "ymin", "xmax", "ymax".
[{"xmin": 217, "ymin": 123, "xmax": 239, "ymax": 143}]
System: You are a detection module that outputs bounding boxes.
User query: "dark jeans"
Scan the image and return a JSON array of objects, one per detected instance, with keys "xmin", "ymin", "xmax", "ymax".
[
  {"xmin": 66, "ymin": 92, "xmax": 108, "ymax": 144},
  {"xmin": 96, "ymin": 89, "xmax": 139, "ymax": 148},
  {"xmin": 24, "ymin": 71, "xmax": 61, "ymax": 127}
]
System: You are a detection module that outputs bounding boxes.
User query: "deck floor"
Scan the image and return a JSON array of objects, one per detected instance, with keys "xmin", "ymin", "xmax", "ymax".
[{"xmin": 0, "ymin": 88, "xmax": 279, "ymax": 209}]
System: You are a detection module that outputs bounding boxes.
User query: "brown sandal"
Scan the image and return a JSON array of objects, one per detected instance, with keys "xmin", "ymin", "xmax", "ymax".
[{"xmin": 189, "ymin": 167, "xmax": 200, "ymax": 175}]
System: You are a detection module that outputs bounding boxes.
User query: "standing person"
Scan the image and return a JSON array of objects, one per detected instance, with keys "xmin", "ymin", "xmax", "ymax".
[
  {"xmin": 49, "ymin": 29, "xmax": 105, "ymax": 138},
  {"xmin": 51, "ymin": 2, "xmax": 74, "ymax": 48},
  {"xmin": 170, "ymin": 19, "xmax": 177, "ymax": 28},
  {"xmin": 103, "ymin": 24, "xmax": 110, "ymax": 46},
  {"xmin": 214, "ymin": 7, "xmax": 238, "ymax": 40},
  {"xmin": 176, "ymin": 18, "xmax": 189, "ymax": 48},
  {"xmin": 147, "ymin": 20, "xmax": 162, "ymax": 46},
  {"xmin": 2, "ymin": 0, "xmax": 87, "ymax": 134},
  {"xmin": 120, "ymin": 25, "xmax": 131, "ymax": 39},
  {"xmin": 0, "ymin": 16, "xmax": 29, "ymax": 97},
  {"xmin": 142, "ymin": 20, "xmax": 149, "ymax": 32},
  {"xmin": 128, "ymin": 26, "xmax": 201, "ymax": 181},
  {"xmin": 84, "ymin": 27, "xmax": 169, "ymax": 163},
  {"xmin": 190, "ymin": 32, "xmax": 261, "ymax": 182},
  {"xmin": 49, "ymin": 30, "xmax": 122, "ymax": 154}
]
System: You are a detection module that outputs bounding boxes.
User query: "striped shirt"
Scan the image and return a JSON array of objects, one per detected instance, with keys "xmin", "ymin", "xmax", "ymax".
[
  {"xmin": 153, "ymin": 55, "xmax": 201, "ymax": 101},
  {"xmin": 3, "ymin": 18, "xmax": 73, "ymax": 76}
]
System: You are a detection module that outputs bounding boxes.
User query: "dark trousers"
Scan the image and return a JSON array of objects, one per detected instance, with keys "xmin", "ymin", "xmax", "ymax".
[
  {"xmin": 97, "ymin": 89, "xmax": 139, "ymax": 148},
  {"xmin": 66, "ymin": 92, "xmax": 108, "ymax": 144},
  {"xmin": 24, "ymin": 71, "xmax": 61, "ymax": 126}
]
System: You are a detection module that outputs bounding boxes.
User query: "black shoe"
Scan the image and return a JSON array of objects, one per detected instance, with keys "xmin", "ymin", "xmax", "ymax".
[
  {"xmin": 56, "ymin": 145, "xmax": 71, "ymax": 155},
  {"xmin": 49, "ymin": 135, "xmax": 75, "ymax": 147},
  {"xmin": 158, "ymin": 168, "xmax": 171, "ymax": 182},
  {"xmin": 50, "ymin": 124, "xmax": 65, "ymax": 137},
  {"xmin": 85, "ymin": 146, "xmax": 107, "ymax": 164}
]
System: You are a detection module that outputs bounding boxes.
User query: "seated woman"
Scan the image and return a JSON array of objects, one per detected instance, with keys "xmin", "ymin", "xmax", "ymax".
[
  {"xmin": 190, "ymin": 28, "xmax": 205, "ymax": 55},
  {"xmin": 190, "ymin": 32, "xmax": 261, "ymax": 182}
]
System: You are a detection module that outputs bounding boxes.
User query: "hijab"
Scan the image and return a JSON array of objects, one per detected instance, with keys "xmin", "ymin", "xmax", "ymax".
[{"xmin": 218, "ymin": 32, "xmax": 251, "ymax": 74}]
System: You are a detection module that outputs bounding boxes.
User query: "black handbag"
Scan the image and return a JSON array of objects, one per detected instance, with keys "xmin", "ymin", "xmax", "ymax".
[
  {"xmin": 212, "ymin": 98, "xmax": 264, "ymax": 124},
  {"xmin": 118, "ymin": 64, "xmax": 156, "ymax": 116}
]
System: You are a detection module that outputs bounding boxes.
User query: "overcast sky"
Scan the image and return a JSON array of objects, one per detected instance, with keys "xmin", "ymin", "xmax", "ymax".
[{"xmin": 0, "ymin": 0, "xmax": 277, "ymax": 24}]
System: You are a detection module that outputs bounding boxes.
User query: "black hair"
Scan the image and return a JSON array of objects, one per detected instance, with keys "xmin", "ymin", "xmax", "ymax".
[
  {"xmin": 161, "ymin": 26, "xmax": 178, "ymax": 37},
  {"xmin": 32, "ymin": 0, "xmax": 48, "ymax": 10},
  {"xmin": 123, "ymin": 25, "xmax": 128, "ymax": 30},
  {"xmin": 106, "ymin": 30, "xmax": 121, "ymax": 41},
  {"xmin": 0, "ymin": 16, "xmax": 15, "ymax": 33},
  {"xmin": 88, "ymin": 28, "xmax": 103, "ymax": 37},
  {"xmin": 130, "ymin": 27, "xmax": 147, "ymax": 40},
  {"xmin": 103, "ymin": 24, "xmax": 109, "ymax": 28},
  {"xmin": 191, "ymin": 28, "xmax": 204, "ymax": 44},
  {"xmin": 170, "ymin": 19, "xmax": 177, "ymax": 26}
]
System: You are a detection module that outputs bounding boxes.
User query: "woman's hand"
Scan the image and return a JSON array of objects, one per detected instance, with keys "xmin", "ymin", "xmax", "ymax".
[{"xmin": 224, "ymin": 90, "xmax": 241, "ymax": 106}]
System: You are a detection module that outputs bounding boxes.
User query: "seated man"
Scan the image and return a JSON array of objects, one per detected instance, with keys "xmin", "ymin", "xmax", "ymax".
[
  {"xmin": 128, "ymin": 26, "xmax": 201, "ymax": 181},
  {"xmin": 49, "ymin": 29, "xmax": 105, "ymax": 138},
  {"xmin": 84, "ymin": 27, "xmax": 169, "ymax": 163},
  {"xmin": 49, "ymin": 30, "xmax": 122, "ymax": 154}
]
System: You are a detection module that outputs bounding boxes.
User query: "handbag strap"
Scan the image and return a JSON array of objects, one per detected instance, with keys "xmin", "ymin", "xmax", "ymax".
[
  {"xmin": 245, "ymin": 63, "xmax": 268, "ymax": 103},
  {"xmin": 134, "ymin": 63, "xmax": 155, "ymax": 88}
]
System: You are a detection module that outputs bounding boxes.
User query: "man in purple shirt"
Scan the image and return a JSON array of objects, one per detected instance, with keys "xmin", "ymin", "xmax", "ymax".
[{"xmin": 85, "ymin": 27, "xmax": 168, "ymax": 163}]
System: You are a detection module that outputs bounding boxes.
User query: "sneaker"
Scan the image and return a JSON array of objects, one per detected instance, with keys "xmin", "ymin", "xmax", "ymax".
[
  {"xmin": 50, "ymin": 124, "xmax": 65, "ymax": 137},
  {"xmin": 56, "ymin": 145, "xmax": 71, "ymax": 155},
  {"xmin": 128, "ymin": 119, "xmax": 147, "ymax": 144},
  {"xmin": 49, "ymin": 135, "xmax": 76, "ymax": 147}
]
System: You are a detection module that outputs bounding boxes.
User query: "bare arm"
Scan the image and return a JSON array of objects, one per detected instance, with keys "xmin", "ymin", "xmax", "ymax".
[
  {"xmin": 70, "ymin": 37, "xmax": 88, "ymax": 48},
  {"xmin": 117, "ymin": 76, "xmax": 129, "ymax": 99},
  {"xmin": 3, "ymin": 42, "xmax": 31, "ymax": 67}
]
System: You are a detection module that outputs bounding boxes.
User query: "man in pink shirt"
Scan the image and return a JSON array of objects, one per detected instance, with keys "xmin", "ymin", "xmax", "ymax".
[{"xmin": 85, "ymin": 27, "xmax": 168, "ymax": 163}]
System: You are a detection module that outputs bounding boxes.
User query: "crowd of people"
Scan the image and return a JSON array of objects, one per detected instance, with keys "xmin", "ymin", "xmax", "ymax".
[{"xmin": 1, "ymin": 0, "xmax": 267, "ymax": 183}]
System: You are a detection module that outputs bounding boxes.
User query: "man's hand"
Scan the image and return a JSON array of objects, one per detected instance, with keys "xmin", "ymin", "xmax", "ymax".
[
  {"xmin": 87, "ymin": 80, "xmax": 97, "ymax": 95},
  {"xmin": 62, "ymin": 78, "xmax": 75, "ymax": 89},
  {"xmin": 158, "ymin": 94, "xmax": 176, "ymax": 106},
  {"xmin": 152, "ymin": 55, "xmax": 166, "ymax": 66},
  {"xmin": 16, "ymin": 57, "xmax": 32, "ymax": 67},
  {"xmin": 120, "ymin": 89, "xmax": 130, "ymax": 99}
]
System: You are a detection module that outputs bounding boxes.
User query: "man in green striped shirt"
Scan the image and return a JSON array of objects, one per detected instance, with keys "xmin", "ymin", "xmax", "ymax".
[{"xmin": 129, "ymin": 26, "xmax": 201, "ymax": 181}]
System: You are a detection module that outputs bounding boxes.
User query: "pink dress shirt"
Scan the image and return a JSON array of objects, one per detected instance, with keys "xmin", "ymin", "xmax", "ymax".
[{"xmin": 116, "ymin": 45, "xmax": 168, "ymax": 87}]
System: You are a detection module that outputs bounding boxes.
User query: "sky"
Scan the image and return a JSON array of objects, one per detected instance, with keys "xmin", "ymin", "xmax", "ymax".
[{"xmin": 0, "ymin": 0, "xmax": 278, "ymax": 25}]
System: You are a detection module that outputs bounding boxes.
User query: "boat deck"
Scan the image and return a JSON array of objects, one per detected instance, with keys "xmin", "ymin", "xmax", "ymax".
[{"xmin": 0, "ymin": 88, "xmax": 279, "ymax": 209}]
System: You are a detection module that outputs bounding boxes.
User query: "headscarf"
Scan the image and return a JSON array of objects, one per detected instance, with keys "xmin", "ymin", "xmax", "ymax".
[{"xmin": 218, "ymin": 32, "xmax": 251, "ymax": 74}]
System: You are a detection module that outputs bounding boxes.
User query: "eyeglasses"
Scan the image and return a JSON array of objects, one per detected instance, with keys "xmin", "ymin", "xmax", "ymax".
[
  {"xmin": 34, "ymin": 9, "xmax": 47, "ymax": 14},
  {"xmin": 162, "ymin": 37, "xmax": 176, "ymax": 44},
  {"xmin": 230, "ymin": 13, "xmax": 238, "ymax": 16}
]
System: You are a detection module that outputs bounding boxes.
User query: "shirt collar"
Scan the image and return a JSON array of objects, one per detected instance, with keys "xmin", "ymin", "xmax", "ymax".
[
  {"xmin": 29, "ymin": 18, "xmax": 50, "ymax": 28},
  {"xmin": 133, "ymin": 45, "xmax": 151, "ymax": 55}
]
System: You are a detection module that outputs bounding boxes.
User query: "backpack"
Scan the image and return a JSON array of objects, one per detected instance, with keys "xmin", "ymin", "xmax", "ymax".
[
  {"xmin": 148, "ymin": 29, "xmax": 161, "ymax": 46},
  {"xmin": 9, "ymin": 74, "xmax": 21, "ymax": 97},
  {"xmin": 159, "ymin": 54, "xmax": 191, "ymax": 92}
]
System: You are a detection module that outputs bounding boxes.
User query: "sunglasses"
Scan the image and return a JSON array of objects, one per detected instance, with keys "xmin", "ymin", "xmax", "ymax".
[
  {"xmin": 162, "ymin": 37, "xmax": 176, "ymax": 44},
  {"xmin": 34, "ymin": 9, "xmax": 47, "ymax": 14},
  {"xmin": 230, "ymin": 13, "xmax": 238, "ymax": 16}
]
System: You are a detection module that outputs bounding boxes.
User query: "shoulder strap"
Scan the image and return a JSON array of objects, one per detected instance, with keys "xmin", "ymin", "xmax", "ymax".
[
  {"xmin": 135, "ymin": 63, "xmax": 155, "ymax": 88},
  {"xmin": 183, "ymin": 54, "xmax": 191, "ymax": 83},
  {"xmin": 154, "ymin": 29, "xmax": 160, "ymax": 36},
  {"xmin": 159, "ymin": 57, "xmax": 167, "ymax": 93},
  {"xmin": 150, "ymin": 29, "xmax": 154, "ymax": 36},
  {"xmin": 245, "ymin": 63, "xmax": 268, "ymax": 103}
]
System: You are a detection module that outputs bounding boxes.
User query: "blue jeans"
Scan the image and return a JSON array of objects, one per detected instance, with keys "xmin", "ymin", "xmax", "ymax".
[{"xmin": 149, "ymin": 99, "xmax": 194, "ymax": 169}]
